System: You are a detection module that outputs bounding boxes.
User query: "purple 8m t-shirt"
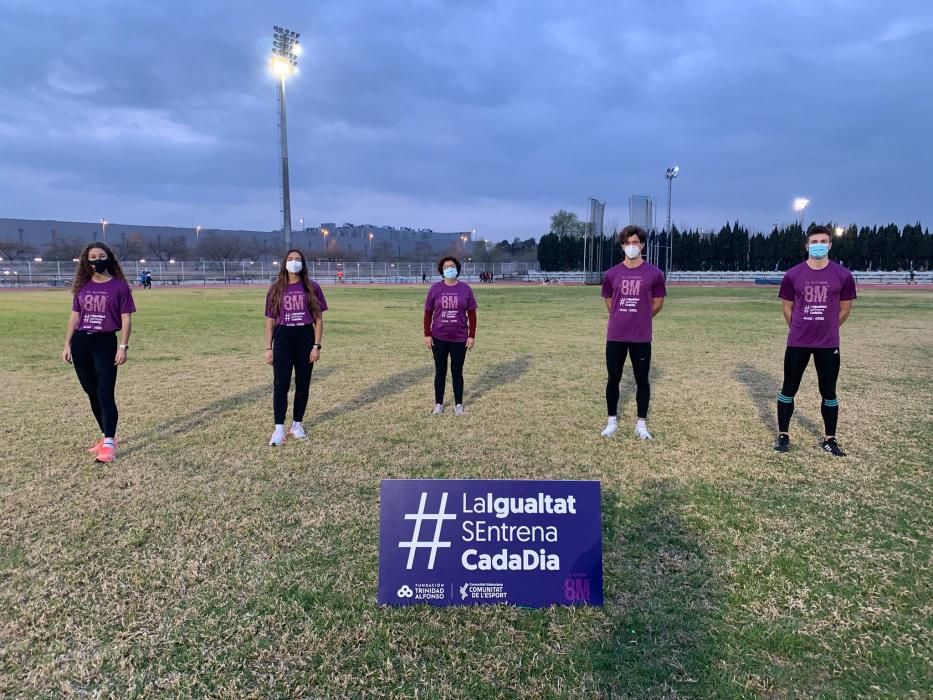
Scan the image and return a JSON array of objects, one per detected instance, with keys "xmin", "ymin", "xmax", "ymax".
[
  {"xmin": 72, "ymin": 278, "xmax": 136, "ymax": 332},
  {"xmin": 424, "ymin": 281, "xmax": 477, "ymax": 342},
  {"xmin": 601, "ymin": 261, "xmax": 667, "ymax": 342},
  {"xmin": 779, "ymin": 261, "xmax": 856, "ymax": 348},
  {"xmin": 265, "ymin": 281, "xmax": 328, "ymax": 326}
]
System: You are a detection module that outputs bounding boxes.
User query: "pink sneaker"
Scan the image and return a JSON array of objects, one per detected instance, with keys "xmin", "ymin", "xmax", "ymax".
[{"xmin": 95, "ymin": 443, "xmax": 116, "ymax": 463}]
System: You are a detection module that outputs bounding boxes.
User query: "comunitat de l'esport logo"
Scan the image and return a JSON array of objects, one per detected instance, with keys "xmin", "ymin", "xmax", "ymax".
[{"xmin": 398, "ymin": 490, "xmax": 578, "ymax": 571}]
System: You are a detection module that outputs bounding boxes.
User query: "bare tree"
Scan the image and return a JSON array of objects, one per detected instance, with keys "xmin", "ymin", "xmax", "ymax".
[
  {"xmin": 44, "ymin": 233, "xmax": 85, "ymax": 260},
  {"xmin": 0, "ymin": 239, "xmax": 37, "ymax": 262},
  {"xmin": 113, "ymin": 232, "xmax": 145, "ymax": 260},
  {"xmin": 147, "ymin": 234, "xmax": 188, "ymax": 261},
  {"xmin": 197, "ymin": 232, "xmax": 256, "ymax": 261}
]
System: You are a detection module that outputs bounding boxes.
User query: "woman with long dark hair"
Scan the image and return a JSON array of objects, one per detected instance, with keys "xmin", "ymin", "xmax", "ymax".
[
  {"xmin": 264, "ymin": 249, "xmax": 327, "ymax": 445},
  {"xmin": 62, "ymin": 242, "xmax": 136, "ymax": 463},
  {"xmin": 423, "ymin": 255, "xmax": 477, "ymax": 415}
]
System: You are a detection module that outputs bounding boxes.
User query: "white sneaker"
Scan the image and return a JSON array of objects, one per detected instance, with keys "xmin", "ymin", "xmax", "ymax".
[
  {"xmin": 601, "ymin": 418, "xmax": 618, "ymax": 437},
  {"xmin": 634, "ymin": 421, "xmax": 652, "ymax": 440},
  {"xmin": 288, "ymin": 422, "xmax": 307, "ymax": 440},
  {"xmin": 454, "ymin": 404, "xmax": 464, "ymax": 416},
  {"xmin": 269, "ymin": 425, "xmax": 286, "ymax": 446},
  {"xmin": 432, "ymin": 404, "xmax": 444, "ymax": 415}
]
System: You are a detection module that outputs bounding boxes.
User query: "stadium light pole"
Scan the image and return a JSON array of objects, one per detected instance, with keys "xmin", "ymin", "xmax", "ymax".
[
  {"xmin": 270, "ymin": 25, "xmax": 301, "ymax": 254},
  {"xmin": 793, "ymin": 197, "xmax": 810, "ymax": 231},
  {"xmin": 100, "ymin": 219, "xmax": 107, "ymax": 242},
  {"xmin": 834, "ymin": 226, "xmax": 844, "ymax": 237},
  {"xmin": 665, "ymin": 166, "xmax": 679, "ymax": 272}
]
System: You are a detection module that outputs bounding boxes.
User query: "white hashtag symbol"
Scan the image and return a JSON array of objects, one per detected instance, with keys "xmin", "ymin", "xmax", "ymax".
[{"xmin": 398, "ymin": 491, "xmax": 456, "ymax": 570}]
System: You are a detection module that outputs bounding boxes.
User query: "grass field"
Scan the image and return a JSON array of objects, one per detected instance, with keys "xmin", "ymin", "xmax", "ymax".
[{"xmin": 1, "ymin": 283, "xmax": 930, "ymax": 698}]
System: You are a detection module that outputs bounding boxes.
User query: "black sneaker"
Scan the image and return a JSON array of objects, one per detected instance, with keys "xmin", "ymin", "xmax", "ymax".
[
  {"xmin": 773, "ymin": 434, "xmax": 790, "ymax": 453},
  {"xmin": 820, "ymin": 438, "xmax": 846, "ymax": 457}
]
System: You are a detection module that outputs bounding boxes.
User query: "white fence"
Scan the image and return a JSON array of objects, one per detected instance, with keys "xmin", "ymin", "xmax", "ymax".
[
  {"xmin": 1, "ymin": 261, "xmax": 929, "ymax": 287},
  {"xmin": 0, "ymin": 260, "xmax": 540, "ymax": 287}
]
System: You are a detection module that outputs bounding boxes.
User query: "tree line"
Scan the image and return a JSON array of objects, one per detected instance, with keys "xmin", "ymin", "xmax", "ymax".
[{"xmin": 535, "ymin": 210, "xmax": 932, "ymax": 272}]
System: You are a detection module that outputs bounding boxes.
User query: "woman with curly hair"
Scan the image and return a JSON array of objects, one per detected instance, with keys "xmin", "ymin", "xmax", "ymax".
[{"xmin": 62, "ymin": 242, "xmax": 136, "ymax": 463}]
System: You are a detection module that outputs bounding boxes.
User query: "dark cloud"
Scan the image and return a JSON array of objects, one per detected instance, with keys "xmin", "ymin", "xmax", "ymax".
[{"xmin": 1, "ymin": 0, "xmax": 931, "ymax": 238}]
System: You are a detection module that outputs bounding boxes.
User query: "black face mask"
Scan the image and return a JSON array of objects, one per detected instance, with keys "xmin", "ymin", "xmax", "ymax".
[{"xmin": 90, "ymin": 259, "xmax": 110, "ymax": 274}]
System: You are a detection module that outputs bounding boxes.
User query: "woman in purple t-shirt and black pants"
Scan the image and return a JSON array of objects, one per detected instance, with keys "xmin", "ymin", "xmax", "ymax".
[
  {"xmin": 62, "ymin": 242, "xmax": 136, "ymax": 464},
  {"xmin": 264, "ymin": 249, "xmax": 328, "ymax": 446},
  {"xmin": 424, "ymin": 256, "xmax": 477, "ymax": 416}
]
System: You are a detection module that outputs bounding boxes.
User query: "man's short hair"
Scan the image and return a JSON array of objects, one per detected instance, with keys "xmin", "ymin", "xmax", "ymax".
[
  {"xmin": 619, "ymin": 225, "xmax": 647, "ymax": 245},
  {"xmin": 808, "ymin": 225, "xmax": 832, "ymax": 240}
]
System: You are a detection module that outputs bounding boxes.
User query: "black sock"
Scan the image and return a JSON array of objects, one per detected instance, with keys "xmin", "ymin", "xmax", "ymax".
[
  {"xmin": 821, "ymin": 399, "xmax": 839, "ymax": 437},
  {"xmin": 777, "ymin": 394, "xmax": 794, "ymax": 433}
]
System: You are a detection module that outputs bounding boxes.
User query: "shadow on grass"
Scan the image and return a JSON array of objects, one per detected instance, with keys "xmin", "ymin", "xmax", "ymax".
[
  {"xmin": 468, "ymin": 354, "xmax": 533, "ymax": 404},
  {"xmin": 313, "ymin": 365, "xmax": 435, "ymax": 425},
  {"xmin": 574, "ymin": 481, "xmax": 723, "ymax": 697},
  {"xmin": 119, "ymin": 368, "xmax": 334, "ymax": 458},
  {"xmin": 735, "ymin": 363, "xmax": 822, "ymax": 437}
]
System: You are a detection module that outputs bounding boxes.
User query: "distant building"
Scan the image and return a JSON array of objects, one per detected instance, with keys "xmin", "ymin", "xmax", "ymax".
[
  {"xmin": 300, "ymin": 223, "xmax": 472, "ymax": 257},
  {"xmin": 0, "ymin": 217, "xmax": 473, "ymax": 259}
]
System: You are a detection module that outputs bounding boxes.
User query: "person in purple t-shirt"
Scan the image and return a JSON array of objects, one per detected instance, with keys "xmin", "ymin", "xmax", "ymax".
[
  {"xmin": 264, "ymin": 249, "xmax": 328, "ymax": 446},
  {"xmin": 775, "ymin": 225, "xmax": 857, "ymax": 456},
  {"xmin": 599, "ymin": 226, "xmax": 666, "ymax": 440},
  {"xmin": 423, "ymin": 256, "xmax": 477, "ymax": 415},
  {"xmin": 62, "ymin": 242, "xmax": 136, "ymax": 464}
]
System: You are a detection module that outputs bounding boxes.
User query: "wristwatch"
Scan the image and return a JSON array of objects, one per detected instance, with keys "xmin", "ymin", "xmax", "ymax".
[
  {"xmin": 119, "ymin": 344, "xmax": 129, "ymax": 350},
  {"xmin": 313, "ymin": 343, "xmax": 322, "ymax": 349}
]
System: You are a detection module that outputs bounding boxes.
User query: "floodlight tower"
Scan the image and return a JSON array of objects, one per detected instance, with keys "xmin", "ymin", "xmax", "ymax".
[
  {"xmin": 665, "ymin": 166, "xmax": 680, "ymax": 272},
  {"xmin": 271, "ymin": 26, "xmax": 301, "ymax": 252},
  {"xmin": 793, "ymin": 197, "xmax": 810, "ymax": 231}
]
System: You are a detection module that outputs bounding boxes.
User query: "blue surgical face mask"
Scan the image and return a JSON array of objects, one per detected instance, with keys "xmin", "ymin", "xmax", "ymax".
[
  {"xmin": 808, "ymin": 243, "xmax": 830, "ymax": 259},
  {"xmin": 443, "ymin": 267, "xmax": 458, "ymax": 279}
]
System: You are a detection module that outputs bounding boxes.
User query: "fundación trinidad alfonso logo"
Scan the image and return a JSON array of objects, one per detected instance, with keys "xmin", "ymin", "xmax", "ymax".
[{"xmin": 398, "ymin": 491, "xmax": 457, "ymax": 570}]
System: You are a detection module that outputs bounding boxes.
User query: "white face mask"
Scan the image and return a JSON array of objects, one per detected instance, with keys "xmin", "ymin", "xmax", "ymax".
[
  {"xmin": 285, "ymin": 260, "xmax": 303, "ymax": 274},
  {"xmin": 623, "ymin": 244, "xmax": 642, "ymax": 260}
]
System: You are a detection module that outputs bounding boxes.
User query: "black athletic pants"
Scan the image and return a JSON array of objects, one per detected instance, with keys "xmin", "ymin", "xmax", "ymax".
[
  {"xmin": 606, "ymin": 341, "xmax": 652, "ymax": 419},
  {"xmin": 777, "ymin": 346, "xmax": 840, "ymax": 436},
  {"xmin": 72, "ymin": 331, "xmax": 119, "ymax": 438},
  {"xmin": 273, "ymin": 324, "xmax": 315, "ymax": 424},
  {"xmin": 432, "ymin": 337, "xmax": 467, "ymax": 405}
]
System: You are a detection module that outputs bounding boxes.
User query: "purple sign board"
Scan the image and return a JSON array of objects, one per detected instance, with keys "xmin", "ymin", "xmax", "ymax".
[{"xmin": 378, "ymin": 479, "xmax": 603, "ymax": 607}]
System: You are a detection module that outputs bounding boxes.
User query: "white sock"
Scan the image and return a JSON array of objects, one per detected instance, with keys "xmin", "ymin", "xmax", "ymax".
[
  {"xmin": 103, "ymin": 438, "xmax": 115, "ymax": 447},
  {"xmin": 291, "ymin": 420, "xmax": 301, "ymax": 429},
  {"xmin": 601, "ymin": 417, "xmax": 618, "ymax": 437}
]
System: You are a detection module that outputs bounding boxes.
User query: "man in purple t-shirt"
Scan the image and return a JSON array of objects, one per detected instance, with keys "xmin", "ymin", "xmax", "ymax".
[
  {"xmin": 599, "ymin": 225, "xmax": 666, "ymax": 440},
  {"xmin": 775, "ymin": 225, "xmax": 857, "ymax": 456}
]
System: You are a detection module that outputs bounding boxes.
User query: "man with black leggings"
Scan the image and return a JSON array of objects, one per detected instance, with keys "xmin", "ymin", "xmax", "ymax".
[
  {"xmin": 775, "ymin": 225, "xmax": 856, "ymax": 455},
  {"xmin": 600, "ymin": 226, "xmax": 666, "ymax": 439}
]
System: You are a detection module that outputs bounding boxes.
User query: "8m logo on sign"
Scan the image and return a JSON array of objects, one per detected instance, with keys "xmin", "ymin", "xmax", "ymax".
[{"xmin": 564, "ymin": 576, "xmax": 591, "ymax": 603}]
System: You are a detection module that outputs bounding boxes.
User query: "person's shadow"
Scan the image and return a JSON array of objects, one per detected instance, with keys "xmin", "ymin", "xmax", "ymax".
[
  {"xmin": 578, "ymin": 481, "xmax": 724, "ymax": 695},
  {"xmin": 734, "ymin": 363, "xmax": 823, "ymax": 437}
]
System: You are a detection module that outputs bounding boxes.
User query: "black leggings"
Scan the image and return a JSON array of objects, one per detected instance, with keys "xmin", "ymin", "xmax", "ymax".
[
  {"xmin": 777, "ymin": 346, "xmax": 841, "ymax": 435},
  {"xmin": 606, "ymin": 341, "xmax": 651, "ymax": 419},
  {"xmin": 432, "ymin": 337, "xmax": 467, "ymax": 405},
  {"xmin": 273, "ymin": 325, "xmax": 315, "ymax": 424},
  {"xmin": 72, "ymin": 331, "xmax": 119, "ymax": 438}
]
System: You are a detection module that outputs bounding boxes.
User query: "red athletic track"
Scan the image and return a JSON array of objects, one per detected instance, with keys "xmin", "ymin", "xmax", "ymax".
[{"xmin": 1, "ymin": 281, "xmax": 930, "ymax": 292}]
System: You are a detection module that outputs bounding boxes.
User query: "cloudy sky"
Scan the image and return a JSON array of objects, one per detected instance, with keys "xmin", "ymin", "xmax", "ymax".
[{"xmin": 1, "ymin": 0, "xmax": 931, "ymax": 240}]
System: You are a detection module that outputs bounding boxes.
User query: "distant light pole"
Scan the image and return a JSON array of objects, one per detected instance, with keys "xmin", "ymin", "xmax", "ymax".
[
  {"xmin": 368, "ymin": 231, "xmax": 374, "ymax": 257},
  {"xmin": 793, "ymin": 197, "xmax": 810, "ymax": 230},
  {"xmin": 665, "ymin": 166, "xmax": 680, "ymax": 272},
  {"xmin": 322, "ymin": 227, "xmax": 329, "ymax": 250},
  {"xmin": 270, "ymin": 25, "xmax": 301, "ymax": 254},
  {"xmin": 196, "ymin": 224, "xmax": 201, "ymax": 242},
  {"xmin": 100, "ymin": 218, "xmax": 108, "ymax": 241}
]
